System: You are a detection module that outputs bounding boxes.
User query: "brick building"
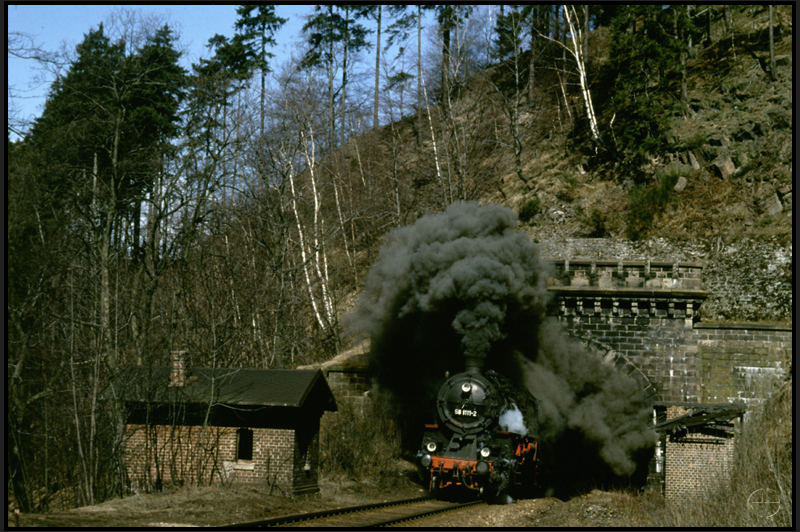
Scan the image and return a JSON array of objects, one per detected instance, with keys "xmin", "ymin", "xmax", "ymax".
[
  {"xmin": 548, "ymin": 259, "xmax": 791, "ymax": 405},
  {"xmin": 120, "ymin": 358, "xmax": 337, "ymax": 495},
  {"xmin": 657, "ymin": 405, "xmax": 743, "ymax": 502}
]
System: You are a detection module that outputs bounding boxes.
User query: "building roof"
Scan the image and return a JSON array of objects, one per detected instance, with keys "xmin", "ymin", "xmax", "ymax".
[
  {"xmin": 655, "ymin": 403, "xmax": 745, "ymax": 439},
  {"xmin": 119, "ymin": 367, "xmax": 337, "ymax": 412}
]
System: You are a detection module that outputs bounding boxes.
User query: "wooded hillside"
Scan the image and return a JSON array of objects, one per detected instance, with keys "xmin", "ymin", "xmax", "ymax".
[{"xmin": 7, "ymin": 4, "xmax": 792, "ymax": 511}]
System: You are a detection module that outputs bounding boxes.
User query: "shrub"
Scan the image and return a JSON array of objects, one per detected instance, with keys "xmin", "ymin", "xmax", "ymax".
[
  {"xmin": 518, "ymin": 197, "xmax": 541, "ymax": 223},
  {"xmin": 625, "ymin": 172, "xmax": 679, "ymax": 240},
  {"xmin": 580, "ymin": 208, "xmax": 610, "ymax": 237},
  {"xmin": 319, "ymin": 395, "xmax": 404, "ymax": 481}
]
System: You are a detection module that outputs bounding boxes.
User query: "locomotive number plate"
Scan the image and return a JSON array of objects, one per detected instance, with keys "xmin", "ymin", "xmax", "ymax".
[{"xmin": 454, "ymin": 408, "xmax": 478, "ymax": 417}]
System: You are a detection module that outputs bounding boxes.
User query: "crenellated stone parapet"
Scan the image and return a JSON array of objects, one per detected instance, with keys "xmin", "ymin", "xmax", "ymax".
[
  {"xmin": 544, "ymin": 259, "xmax": 708, "ymax": 330},
  {"xmin": 544, "ymin": 258, "xmax": 705, "ymax": 291}
]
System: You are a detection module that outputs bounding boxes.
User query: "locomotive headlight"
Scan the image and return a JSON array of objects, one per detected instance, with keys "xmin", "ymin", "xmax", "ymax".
[
  {"xmin": 461, "ymin": 382, "xmax": 472, "ymax": 393},
  {"xmin": 420, "ymin": 454, "xmax": 432, "ymax": 467},
  {"xmin": 425, "ymin": 441, "xmax": 437, "ymax": 453},
  {"xmin": 480, "ymin": 447, "xmax": 491, "ymax": 458}
]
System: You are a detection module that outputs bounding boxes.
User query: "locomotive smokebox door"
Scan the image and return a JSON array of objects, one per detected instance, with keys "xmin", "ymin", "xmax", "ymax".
[{"xmin": 437, "ymin": 372, "xmax": 501, "ymax": 434}]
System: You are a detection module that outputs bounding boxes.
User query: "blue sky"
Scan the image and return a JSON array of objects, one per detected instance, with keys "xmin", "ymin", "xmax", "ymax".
[{"xmin": 7, "ymin": 4, "xmax": 322, "ymax": 138}]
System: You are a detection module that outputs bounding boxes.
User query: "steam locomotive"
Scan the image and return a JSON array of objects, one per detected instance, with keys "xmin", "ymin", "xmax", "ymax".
[{"xmin": 416, "ymin": 366, "xmax": 541, "ymax": 502}]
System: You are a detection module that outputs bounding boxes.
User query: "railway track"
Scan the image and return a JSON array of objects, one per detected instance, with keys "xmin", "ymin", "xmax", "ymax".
[{"xmin": 228, "ymin": 496, "xmax": 484, "ymax": 528}]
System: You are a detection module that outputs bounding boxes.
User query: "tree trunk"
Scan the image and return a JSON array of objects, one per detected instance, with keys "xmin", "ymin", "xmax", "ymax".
[
  {"xmin": 98, "ymin": 150, "xmax": 112, "ymax": 368},
  {"xmin": 417, "ymin": 6, "xmax": 423, "ymax": 145},
  {"xmin": 511, "ymin": 28, "xmax": 526, "ymax": 185},
  {"xmin": 556, "ymin": 69, "xmax": 572, "ymax": 124},
  {"xmin": 341, "ymin": 6, "xmax": 349, "ymax": 148},
  {"xmin": 286, "ymin": 153, "xmax": 326, "ymax": 334},
  {"xmin": 441, "ymin": 22, "xmax": 451, "ymax": 116},
  {"xmin": 582, "ymin": 5, "xmax": 589, "ymax": 62},
  {"xmin": 302, "ymin": 130, "xmax": 335, "ymax": 329},
  {"xmin": 327, "ymin": 10, "xmax": 335, "ymax": 149},
  {"xmin": 528, "ymin": 9, "xmax": 536, "ymax": 105},
  {"xmin": 373, "ymin": 5, "xmax": 381, "ymax": 130},
  {"xmin": 284, "ymin": 128, "xmax": 336, "ymax": 337},
  {"xmin": 553, "ymin": 5, "xmax": 561, "ymax": 43},
  {"xmin": 331, "ymin": 169, "xmax": 356, "ymax": 285},
  {"xmin": 70, "ymin": 352, "xmax": 92, "ymax": 505},
  {"xmin": 260, "ymin": 31, "xmax": 266, "ymax": 140},
  {"xmin": 420, "ymin": 73, "xmax": 447, "ymax": 206},
  {"xmin": 390, "ymin": 120, "xmax": 402, "ymax": 225},
  {"xmin": 769, "ymin": 5, "xmax": 776, "ymax": 81},
  {"xmin": 563, "ymin": 5, "xmax": 600, "ymax": 145}
]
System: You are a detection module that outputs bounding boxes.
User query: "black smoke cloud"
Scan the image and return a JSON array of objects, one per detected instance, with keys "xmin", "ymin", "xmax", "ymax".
[{"xmin": 344, "ymin": 202, "xmax": 655, "ymax": 489}]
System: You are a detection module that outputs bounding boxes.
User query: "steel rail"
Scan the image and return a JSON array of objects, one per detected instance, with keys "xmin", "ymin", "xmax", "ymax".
[
  {"xmin": 226, "ymin": 496, "xmax": 432, "ymax": 528},
  {"xmin": 370, "ymin": 499, "xmax": 484, "ymax": 527}
]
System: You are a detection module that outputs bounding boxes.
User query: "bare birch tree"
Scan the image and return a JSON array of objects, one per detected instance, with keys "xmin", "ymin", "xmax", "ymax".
[{"xmin": 562, "ymin": 5, "xmax": 601, "ymax": 145}]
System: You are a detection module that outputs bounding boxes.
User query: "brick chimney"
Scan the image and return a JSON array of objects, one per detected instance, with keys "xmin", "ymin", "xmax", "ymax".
[{"xmin": 169, "ymin": 350, "xmax": 188, "ymax": 387}]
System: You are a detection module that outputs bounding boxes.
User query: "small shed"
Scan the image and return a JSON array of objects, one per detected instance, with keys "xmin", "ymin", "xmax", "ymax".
[
  {"xmin": 653, "ymin": 403, "xmax": 745, "ymax": 501},
  {"xmin": 120, "ymin": 356, "xmax": 337, "ymax": 495}
]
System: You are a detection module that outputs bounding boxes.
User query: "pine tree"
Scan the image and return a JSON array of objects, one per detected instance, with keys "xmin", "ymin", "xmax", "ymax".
[
  {"xmin": 606, "ymin": 6, "xmax": 691, "ymax": 179},
  {"xmin": 234, "ymin": 5, "xmax": 287, "ymax": 139},
  {"xmin": 302, "ymin": 5, "xmax": 370, "ymax": 148},
  {"xmin": 435, "ymin": 5, "xmax": 473, "ymax": 106}
]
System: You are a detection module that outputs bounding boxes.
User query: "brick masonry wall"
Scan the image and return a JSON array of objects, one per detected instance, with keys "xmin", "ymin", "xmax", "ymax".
[
  {"xmin": 663, "ymin": 406, "xmax": 738, "ymax": 502},
  {"xmin": 326, "ymin": 370, "xmax": 371, "ymax": 401},
  {"xmin": 559, "ymin": 302, "xmax": 700, "ymax": 403},
  {"xmin": 125, "ymin": 424, "xmax": 298, "ymax": 495},
  {"xmin": 291, "ymin": 424, "xmax": 321, "ymax": 495},
  {"xmin": 533, "ymin": 237, "xmax": 792, "ymax": 321},
  {"xmin": 560, "ymin": 315, "xmax": 791, "ymax": 404},
  {"xmin": 548, "ymin": 259, "xmax": 704, "ymax": 290},
  {"xmin": 693, "ymin": 323, "xmax": 792, "ymax": 406}
]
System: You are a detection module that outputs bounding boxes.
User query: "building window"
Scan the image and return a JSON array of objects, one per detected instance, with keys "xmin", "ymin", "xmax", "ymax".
[{"xmin": 236, "ymin": 428, "xmax": 253, "ymax": 461}]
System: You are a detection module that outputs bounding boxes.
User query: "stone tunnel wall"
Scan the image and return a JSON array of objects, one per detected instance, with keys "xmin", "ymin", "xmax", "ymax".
[
  {"xmin": 550, "ymin": 259, "xmax": 704, "ymax": 403},
  {"xmin": 692, "ymin": 321, "xmax": 792, "ymax": 407},
  {"xmin": 548, "ymin": 258, "xmax": 791, "ymax": 404}
]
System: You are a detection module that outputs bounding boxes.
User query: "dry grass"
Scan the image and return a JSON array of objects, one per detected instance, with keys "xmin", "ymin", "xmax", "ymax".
[
  {"xmin": 522, "ymin": 489, "xmax": 662, "ymax": 527},
  {"xmin": 7, "ymin": 476, "xmax": 425, "ymax": 528}
]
